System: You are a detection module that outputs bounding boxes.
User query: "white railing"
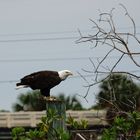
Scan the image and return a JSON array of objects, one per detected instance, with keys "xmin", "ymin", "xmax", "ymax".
[{"xmin": 0, "ymin": 110, "xmax": 107, "ymax": 128}]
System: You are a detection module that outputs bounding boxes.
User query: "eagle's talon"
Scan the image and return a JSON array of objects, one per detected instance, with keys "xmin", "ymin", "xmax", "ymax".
[{"xmin": 44, "ymin": 96, "xmax": 57, "ymax": 101}]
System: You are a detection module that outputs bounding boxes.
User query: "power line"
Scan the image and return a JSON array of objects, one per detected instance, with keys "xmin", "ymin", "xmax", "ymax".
[
  {"xmin": 0, "ymin": 31, "xmax": 79, "ymax": 37},
  {"xmin": 0, "ymin": 74, "xmax": 93, "ymax": 84},
  {"xmin": 0, "ymin": 29, "xmax": 92, "ymax": 37},
  {"xmin": 0, "ymin": 55, "xmax": 139, "ymax": 63},
  {"xmin": 1, "ymin": 70, "xmax": 140, "ymax": 84},
  {"xmin": 0, "ymin": 26, "xmax": 139, "ymax": 43},
  {"xmin": 0, "ymin": 36, "xmax": 79, "ymax": 43},
  {"xmin": 0, "ymin": 57, "xmax": 90, "ymax": 63},
  {"xmin": 0, "ymin": 80, "xmax": 18, "ymax": 84},
  {"xmin": 0, "ymin": 26, "xmax": 140, "ymax": 37},
  {"xmin": 0, "ymin": 34, "xmax": 140, "ymax": 43}
]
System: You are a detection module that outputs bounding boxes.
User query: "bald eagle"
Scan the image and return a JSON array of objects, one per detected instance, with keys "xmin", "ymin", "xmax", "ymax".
[{"xmin": 16, "ymin": 70, "xmax": 73, "ymax": 97}]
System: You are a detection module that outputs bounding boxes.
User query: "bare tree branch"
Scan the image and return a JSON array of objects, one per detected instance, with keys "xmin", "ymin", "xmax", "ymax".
[
  {"xmin": 119, "ymin": 3, "xmax": 136, "ymax": 35},
  {"xmin": 77, "ymin": 4, "xmax": 140, "ymax": 81},
  {"xmin": 77, "ymin": 5, "xmax": 140, "ymax": 114}
]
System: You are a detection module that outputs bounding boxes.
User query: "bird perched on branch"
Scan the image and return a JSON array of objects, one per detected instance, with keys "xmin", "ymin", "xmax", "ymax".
[{"xmin": 16, "ymin": 70, "xmax": 73, "ymax": 99}]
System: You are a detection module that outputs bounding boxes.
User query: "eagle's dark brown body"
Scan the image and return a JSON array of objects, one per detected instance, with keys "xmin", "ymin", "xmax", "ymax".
[{"xmin": 16, "ymin": 71, "xmax": 61, "ymax": 97}]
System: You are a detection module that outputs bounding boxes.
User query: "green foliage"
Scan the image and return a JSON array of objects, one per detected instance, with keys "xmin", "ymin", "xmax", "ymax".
[
  {"xmin": 46, "ymin": 108, "xmax": 60, "ymax": 120},
  {"xmin": 94, "ymin": 74, "xmax": 140, "ymax": 125},
  {"xmin": 12, "ymin": 127, "xmax": 46, "ymax": 140},
  {"xmin": 37, "ymin": 117, "xmax": 49, "ymax": 133},
  {"xmin": 67, "ymin": 115, "xmax": 88, "ymax": 129},
  {"xmin": 12, "ymin": 127, "xmax": 27, "ymax": 140},
  {"xmin": 96, "ymin": 74, "xmax": 140, "ymax": 112},
  {"xmin": 43, "ymin": 109, "xmax": 71, "ymax": 140},
  {"xmin": 13, "ymin": 92, "xmax": 84, "ymax": 111},
  {"xmin": 102, "ymin": 111, "xmax": 140, "ymax": 140},
  {"xmin": 58, "ymin": 94, "xmax": 84, "ymax": 110},
  {"xmin": 53, "ymin": 128, "xmax": 71, "ymax": 140},
  {"xmin": 12, "ymin": 90, "xmax": 46, "ymax": 111},
  {"xmin": 80, "ymin": 119, "xmax": 88, "ymax": 129},
  {"xmin": 12, "ymin": 109, "xmax": 71, "ymax": 140},
  {"xmin": 12, "ymin": 108, "xmax": 89, "ymax": 140},
  {"xmin": 26, "ymin": 129, "xmax": 46, "ymax": 140}
]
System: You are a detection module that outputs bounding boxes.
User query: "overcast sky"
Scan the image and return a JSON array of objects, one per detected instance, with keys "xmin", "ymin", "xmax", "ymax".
[{"xmin": 0, "ymin": 0, "xmax": 140, "ymax": 111}]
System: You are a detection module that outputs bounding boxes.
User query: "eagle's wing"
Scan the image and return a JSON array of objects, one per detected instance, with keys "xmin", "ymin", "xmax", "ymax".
[{"xmin": 20, "ymin": 71, "xmax": 61, "ymax": 89}]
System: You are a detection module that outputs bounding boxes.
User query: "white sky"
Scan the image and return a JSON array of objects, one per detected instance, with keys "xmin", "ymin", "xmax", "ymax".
[{"xmin": 0, "ymin": 0, "xmax": 140, "ymax": 111}]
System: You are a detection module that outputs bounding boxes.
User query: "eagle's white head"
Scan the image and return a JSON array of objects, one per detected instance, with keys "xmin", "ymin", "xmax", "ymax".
[{"xmin": 58, "ymin": 70, "xmax": 73, "ymax": 80}]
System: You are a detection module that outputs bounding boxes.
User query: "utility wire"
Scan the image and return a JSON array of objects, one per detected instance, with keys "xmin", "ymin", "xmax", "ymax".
[
  {"xmin": 0, "ymin": 26, "xmax": 140, "ymax": 36},
  {"xmin": 1, "ymin": 70, "xmax": 140, "ymax": 84},
  {"xmin": 0, "ymin": 26, "xmax": 140, "ymax": 43},
  {"xmin": 0, "ymin": 30, "xmax": 84, "ymax": 37},
  {"xmin": 0, "ymin": 33, "xmax": 140, "ymax": 43},
  {"xmin": 0, "ymin": 36, "xmax": 79, "ymax": 43},
  {"xmin": 0, "ymin": 57, "xmax": 90, "ymax": 63},
  {"xmin": 0, "ymin": 55, "xmax": 139, "ymax": 63},
  {"xmin": 0, "ymin": 74, "xmax": 93, "ymax": 84}
]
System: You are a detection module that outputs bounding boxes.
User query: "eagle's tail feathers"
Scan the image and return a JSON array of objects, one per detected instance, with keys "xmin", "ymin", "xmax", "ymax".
[{"xmin": 16, "ymin": 85, "xmax": 29, "ymax": 90}]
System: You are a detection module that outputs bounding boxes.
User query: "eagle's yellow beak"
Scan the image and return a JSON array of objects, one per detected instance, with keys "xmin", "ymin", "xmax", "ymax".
[{"xmin": 69, "ymin": 72, "xmax": 73, "ymax": 76}]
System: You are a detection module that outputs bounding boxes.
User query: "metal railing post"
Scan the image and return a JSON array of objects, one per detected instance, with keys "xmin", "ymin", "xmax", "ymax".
[{"xmin": 46, "ymin": 100, "xmax": 66, "ymax": 138}]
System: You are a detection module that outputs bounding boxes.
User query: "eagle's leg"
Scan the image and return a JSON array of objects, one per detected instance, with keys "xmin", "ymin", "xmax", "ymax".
[{"xmin": 40, "ymin": 89, "xmax": 57, "ymax": 101}]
